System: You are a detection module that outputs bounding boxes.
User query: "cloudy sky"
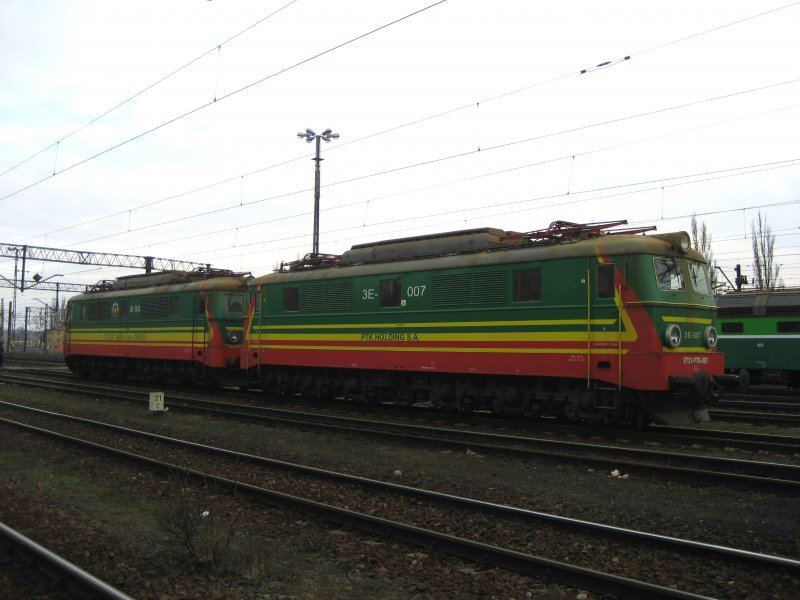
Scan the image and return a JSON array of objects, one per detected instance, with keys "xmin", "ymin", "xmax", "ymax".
[{"xmin": 1, "ymin": 0, "xmax": 799, "ymax": 322}]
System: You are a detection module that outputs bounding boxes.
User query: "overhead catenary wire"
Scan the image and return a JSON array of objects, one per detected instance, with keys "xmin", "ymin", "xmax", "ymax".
[
  {"xmin": 30, "ymin": 81, "xmax": 800, "ymax": 248},
  {"xmin": 8, "ymin": 1, "xmax": 799, "ymax": 236},
  {"xmin": 2, "ymin": 3, "xmax": 798, "ymax": 293},
  {"xmin": 71, "ymin": 155, "xmax": 800, "ymax": 251},
  {"xmin": 0, "ymin": 0, "xmax": 450, "ymax": 204},
  {"xmin": 118, "ymin": 158, "xmax": 800, "ymax": 258},
  {"xmin": 0, "ymin": 0, "xmax": 302, "ymax": 180}
]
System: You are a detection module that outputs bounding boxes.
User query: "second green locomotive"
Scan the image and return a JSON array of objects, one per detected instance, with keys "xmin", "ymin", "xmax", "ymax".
[{"xmin": 716, "ymin": 289, "xmax": 800, "ymax": 388}]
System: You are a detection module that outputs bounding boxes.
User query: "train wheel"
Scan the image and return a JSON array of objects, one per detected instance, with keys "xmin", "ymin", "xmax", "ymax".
[{"xmin": 737, "ymin": 369, "xmax": 750, "ymax": 391}]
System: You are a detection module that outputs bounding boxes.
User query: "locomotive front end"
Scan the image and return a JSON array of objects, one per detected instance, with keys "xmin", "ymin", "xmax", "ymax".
[{"xmin": 621, "ymin": 232, "xmax": 733, "ymax": 423}]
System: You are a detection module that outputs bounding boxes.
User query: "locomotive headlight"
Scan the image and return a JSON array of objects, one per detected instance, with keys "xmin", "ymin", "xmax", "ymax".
[
  {"xmin": 678, "ymin": 233, "xmax": 691, "ymax": 253},
  {"xmin": 228, "ymin": 331, "xmax": 242, "ymax": 344},
  {"xmin": 703, "ymin": 326, "xmax": 718, "ymax": 348},
  {"xmin": 664, "ymin": 324, "xmax": 682, "ymax": 348}
]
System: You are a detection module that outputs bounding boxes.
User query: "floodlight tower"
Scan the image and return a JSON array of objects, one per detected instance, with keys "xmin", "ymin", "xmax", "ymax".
[{"xmin": 297, "ymin": 128, "xmax": 340, "ymax": 256}]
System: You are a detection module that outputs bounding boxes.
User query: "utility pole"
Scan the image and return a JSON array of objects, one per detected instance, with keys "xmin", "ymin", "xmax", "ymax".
[
  {"xmin": 23, "ymin": 306, "xmax": 30, "ymax": 352},
  {"xmin": 6, "ymin": 301, "xmax": 11, "ymax": 352},
  {"xmin": 297, "ymin": 128, "xmax": 340, "ymax": 256},
  {"xmin": 11, "ymin": 251, "xmax": 17, "ymax": 352},
  {"xmin": 41, "ymin": 306, "xmax": 48, "ymax": 353}
]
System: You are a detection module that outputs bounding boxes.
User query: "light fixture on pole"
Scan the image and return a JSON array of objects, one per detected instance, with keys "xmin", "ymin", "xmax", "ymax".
[{"xmin": 297, "ymin": 128, "xmax": 340, "ymax": 256}]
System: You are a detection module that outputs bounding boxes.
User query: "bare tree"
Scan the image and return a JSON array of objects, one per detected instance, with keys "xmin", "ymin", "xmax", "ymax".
[
  {"xmin": 751, "ymin": 211, "xmax": 781, "ymax": 290},
  {"xmin": 690, "ymin": 213, "xmax": 718, "ymax": 287}
]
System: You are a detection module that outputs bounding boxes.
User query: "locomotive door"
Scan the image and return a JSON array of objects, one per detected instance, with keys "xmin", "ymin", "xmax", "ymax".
[
  {"xmin": 593, "ymin": 261, "xmax": 622, "ymax": 389},
  {"xmin": 247, "ymin": 287, "xmax": 262, "ymax": 373},
  {"xmin": 191, "ymin": 291, "xmax": 208, "ymax": 372}
]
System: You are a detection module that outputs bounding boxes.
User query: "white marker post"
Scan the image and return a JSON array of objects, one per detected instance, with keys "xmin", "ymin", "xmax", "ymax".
[{"xmin": 149, "ymin": 391, "xmax": 166, "ymax": 415}]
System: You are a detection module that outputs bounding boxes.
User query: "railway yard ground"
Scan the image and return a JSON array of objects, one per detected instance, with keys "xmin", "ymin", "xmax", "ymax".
[{"xmin": 1, "ymin": 363, "xmax": 800, "ymax": 599}]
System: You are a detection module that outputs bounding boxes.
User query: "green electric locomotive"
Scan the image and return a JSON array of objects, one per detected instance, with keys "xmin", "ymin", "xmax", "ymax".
[
  {"xmin": 243, "ymin": 220, "xmax": 732, "ymax": 425},
  {"xmin": 64, "ymin": 268, "xmax": 250, "ymax": 385},
  {"xmin": 716, "ymin": 289, "xmax": 800, "ymax": 387}
]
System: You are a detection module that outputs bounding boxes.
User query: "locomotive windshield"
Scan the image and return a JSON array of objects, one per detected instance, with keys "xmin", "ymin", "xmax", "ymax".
[
  {"xmin": 225, "ymin": 294, "xmax": 244, "ymax": 312},
  {"xmin": 654, "ymin": 257, "xmax": 685, "ymax": 291},
  {"xmin": 688, "ymin": 261, "xmax": 711, "ymax": 295}
]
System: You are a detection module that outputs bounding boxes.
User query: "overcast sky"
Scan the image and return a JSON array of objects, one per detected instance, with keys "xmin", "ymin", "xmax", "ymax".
[{"xmin": 1, "ymin": 0, "xmax": 799, "ymax": 320}]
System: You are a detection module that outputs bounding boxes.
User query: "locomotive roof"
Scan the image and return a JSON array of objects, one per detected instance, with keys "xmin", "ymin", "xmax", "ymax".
[
  {"xmin": 716, "ymin": 287, "xmax": 800, "ymax": 316},
  {"xmin": 252, "ymin": 228, "xmax": 704, "ymax": 285},
  {"xmin": 68, "ymin": 273, "xmax": 249, "ymax": 303}
]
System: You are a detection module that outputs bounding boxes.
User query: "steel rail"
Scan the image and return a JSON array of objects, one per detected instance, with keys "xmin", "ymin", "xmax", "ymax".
[
  {"xmin": 2, "ymin": 400, "xmax": 799, "ymax": 574},
  {"xmin": 0, "ymin": 520, "xmax": 134, "ymax": 600},
  {"xmin": 655, "ymin": 425, "xmax": 800, "ymax": 452},
  {"xmin": 716, "ymin": 399, "xmax": 800, "ymax": 411},
  {"xmin": 709, "ymin": 409, "xmax": 800, "ymax": 427},
  {"xmin": 3, "ymin": 373, "xmax": 800, "ymax": 492},
  {"xmin": 10, "ymin": 367, "xmax": 800, "ymax": 454},
  {"xmin": 0, "ymin": 415, "xmax": 717, "ymax": 600}
]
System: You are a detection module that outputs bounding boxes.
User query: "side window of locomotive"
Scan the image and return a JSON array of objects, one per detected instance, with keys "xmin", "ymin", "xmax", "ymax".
[
  {"xmin": 688, "ymin": 262, "xmax": 711, "ymax": 295},
  {"xmin": 654, "ymin": 257, "xmax": 686, "ymax": 291},
  {"xmin": 81, "ymin": 304, "xmax": 88, "ymax": 320},
  {"xmin": 169, "ymin": 297, "xmax": 181, "ymax": 316},
  {"xmin": 380, "ymin": 279, "xmax": 402, "ymax": 307},
  {"xmin": 86, "ymin": 301, "xmax": 110, "ymax": 320},
  {"xmin": 121, "ymin": 299, "xmax": 130, "ymax": 317},
  {"xmin": 596, "ymin": 263, "xmax": 615, "ymax": 299},
  {"xmin": 513, "ymin": 268, "xmax": 541, "ymax": 302},
  {"xmin": 777, "ymin": 321, "xmax": 800, "ymax": 333},
  {"xmin": 284, "ymin": 287, "xmax": 299, "ymax": 312},
  {"xmin": 721, "ymin": 322, "xmax": 743, "ymax": 334},
  {"xmin": 225, "ymin": 294, "xmax": 243, "ymax": 312}
]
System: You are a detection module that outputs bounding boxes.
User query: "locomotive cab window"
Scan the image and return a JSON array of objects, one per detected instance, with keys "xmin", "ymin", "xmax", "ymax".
[
  {"xmin": 513, "ymin": 268, "xmax": 541, "ymax": 302},
  {"xmin": 284, "ymin": 287, "xmax": 299, "ymax": 312},
  {"xmin": 596, "ymin": 263, "xmax": 615, "ymax": 299},
  {"xmin": 225, "ymin": 294, "xmax": 243, "ymax": 312},
  {"xmin": 654, "ymin": 257, "xmax": 685, "ymax": 291},
  {"xmin": 380, "ymin": 279, "xmax": 401, "ymax": 307},
  {"xmin": 688, "ymin": 262, "xmax": 711, "ymax": 295}
]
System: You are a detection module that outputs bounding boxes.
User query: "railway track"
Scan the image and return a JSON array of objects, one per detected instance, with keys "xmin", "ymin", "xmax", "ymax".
[
  {"xmin": 5, "ymin": 368, "xmax": 800, "ymax": 453},
  {"xmin": 1, "ymin": 400, "xmax": 797, "ymax": 599},
  {"xmin": 0, "ymin": 520, "xmax": 133, "ymax": 600},
  {"xmin": 709, "ymin": 411, "xmax": 800, "ymax": 427},
  {"xmin": 1, "ymin": 353, "xmax": 65, "ymax": 368},
  {"xmin": 3, "ymin": 372, "xmax": 800, "ymax": 494}
]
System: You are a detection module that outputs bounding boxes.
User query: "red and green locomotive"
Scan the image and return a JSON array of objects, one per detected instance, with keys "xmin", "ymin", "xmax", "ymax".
[
  {"xmin": 64, "ymin": 268, "xmax": 249, "ymax": 385},
  {"xmin": 242, "ymin": 221, "xmax": 732, "ymax": 425}
]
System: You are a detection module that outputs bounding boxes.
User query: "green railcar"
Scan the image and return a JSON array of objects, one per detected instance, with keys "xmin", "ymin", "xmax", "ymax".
[{"xmin": 716, "ymin": 289, "xmax": 800, "ymax": 387}]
